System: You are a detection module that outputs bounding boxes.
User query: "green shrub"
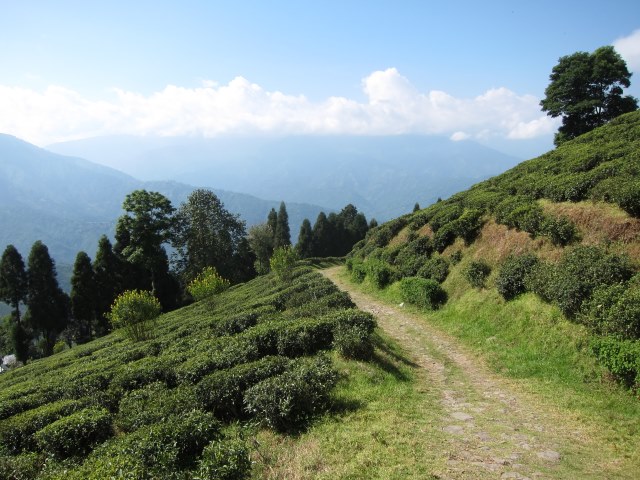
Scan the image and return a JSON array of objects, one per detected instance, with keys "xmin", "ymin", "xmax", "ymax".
[
  {"xmin": 432, "ymin": 222, "xmax": 457, "ymax": 253},
  {"xmin": 270, "ymin": 246, "xmax": 298, "ymax": 281},
  {"xmin": 364, "ymin": 258, "xmax": 394, "ymax": 288},
  {"xmin": 590, "ymin": 337, "xmax": 640, "ymax": 388},
  {"xmin": 399, "ymin": 277, "xmax": 447, "ymax": 310},
  {"xmin": 453, "ymin": 208, "xmax": 484, "ymax": 243},
  {"xmin": 350, "ymin": 261, "xmax": 367, "ymax": 283},
  {"xmin": 187, "ymin": 266, "xmax": 230, "ymax": 301},
  {"xmin": 429, "ymin": 204, "xmax": 462, "ymax": 232},
  {"xmin": 463, "ymin": 260, "xmax": 491, "ymax": 288},
  {"xmin": 0, "ymin": 399, "xmax": 85, "ymax": 454},
  {"xmin": 34, "ymin": 407, "xmax": 112, "ymax": 459},
  {"xmin": 106, "ymin": 290, "xmax": 162, "ymax": 342},
  {"xmin": 394, "ymin": 249, "xmax": 428, "ymax": 278},
  {"xmin": 495, "ymin": 253, "xmax": 539, "ymax": 300},
  {"xmin": 115, "ymin": 382, "xmax": 197, "ymax": 432},
  {"xmin": 0, "ymin": 452, "xmax": 44, "ymax": 480},
  {"xmin": 417, "ymin": 256, "xmax": 449, "ymax": 283},
  {"xmin": 450, "ymin": 250, "xmax": 463, "ymax": 265},
  {"xmin": 549, "ymin": 246, "xmax": 633, "ymax": 317},
  {"xmin": 542, "ymin": 216, "xmax": 579, "ymax": 246},
  {"xmin": 333, "ymin": 322, "xmax": 374, "ymax": 360},
  {"xmin": 196, "ymin": 356, "xmax": 290, "ymax": 419},
  {"xmin": 616, "ymin": 180, "xmax": 640, "ymax": 217},
  {"xmin": 244, "ymin": 355, "xmax": 338, "ymax": 432},
  {"xmin": 196, "ymin": 438, "xmax": 252, "ymax": 480}
]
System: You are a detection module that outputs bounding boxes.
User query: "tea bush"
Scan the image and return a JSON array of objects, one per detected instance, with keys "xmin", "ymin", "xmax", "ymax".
[
  {"xmin": 463, "ymin": 260, "xmax": 491, "ymax": 288},
  {"xmin": 495, "ymin": 253, "xmax": 539, "ymax": 300},
  {"xmin": 417, "ymin": 256, "xmax": 449, "ymax": 283},
  {"xmin": 364, "ymin": 258, "xmax": 395, "ymax": 288},
  {"xmin": 399, "ymin": 277, "xmax": 447, "ymax": 310},
  {"xmin": 34, "ymin": 407, "xmax": 112, "ymax": 459},
  {"xmin": 590, "ymin": 337, "xmax": 640, "ymax": 388},
  {"xmin": 196, "ymin": 438, "xmax": 251, "ymax": 480},
  {"xmin": 244, "ymin": 355, "xmax": 338, "ymax": 432}
]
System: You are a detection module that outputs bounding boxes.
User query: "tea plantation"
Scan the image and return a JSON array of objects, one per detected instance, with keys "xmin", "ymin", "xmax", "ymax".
[{"xmin": 0, "ymin": 266, "xmax": 375, "ymax": 479}]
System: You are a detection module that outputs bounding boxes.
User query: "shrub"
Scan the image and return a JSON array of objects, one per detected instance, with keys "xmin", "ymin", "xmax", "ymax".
[
  {"xmin": 450, "ymin": 250, "xmax": 463, "ymax": 264},
  {"xmin": 615, "ymin": 180, "xmax": 640, "ymax": 217},
  {"xmin": 350, "ymin": 261, "xmax": 367, "ymax": 283},
  {"xmin": 196, "ymin": 356, "xmax": 290, "ymax": 419},
  {"xmin": 269, "ymin": 246, "xmax": 298, "ymax": 281},
  {"xmin": 399, "ymin": 277, "xmax": 447, "ymax": 310},
  {"xmin": 244, "ymin": 355, "xmax": 338, "ymax": 432},
  {"xmin": 463, "ymin": 260, "xmax": 491, "ymax": 288},
  {"xmin": 429, "ymin": 204, "xmax": 463, "ymax": 232},
  {"xmin": 394, "ymin": 249, "xmax": 428, "ymax": 278},
  {"xmin": 495, "ymin": 253, "xmax": 539, "ymax": 300},
  {"xmin": 549, "ymin": 246, "xmax": 633, "ymax": 317},
  {"xmin": 187, "ymin": 266, "xmax": 230, "ymax": 301},
  {"xmin": 542, "ymin": 216, "xmax": 579, "ymax": 246},
  {"xmin": 590, "ymin": 337, "xmax": 640, "ymax": 388},
  {"xmin": 417, "ymin": 256, "xmax": 449, "ymax": 283},
  {"xmin": 106, "ymin": 290, "xmax": 161, "ymax": 342},
  {"xmin": 34, "ymin": 407, "xmax": 112, "ymax": 459},
  {"xmin": 115, "ymin": 382, "xmax": 197, "ymax": 432},
  {"xmin": 0, "ymin": 399, "xmax": 85, "ymax": 454},
  {"xmin": 364, "ymin": 258, "xmax": 394, "ymax": 288},
  {"xmin": 432, "ymin": 222, "xmax": 457, "ymax": 253},
  {"xmin": 0, "ymin": 452, "xmax": 44, "ymax": 480},
  {"xmin": 196, "ymin": 438, "xmax": 252, "ymax": 480},
  {"xmin": 453, "ymin": 208, "xmax": 484, "ymax": 243},
  {"xmin": 333, "ymin": 311, "xmax": 376, "ymax": 360}
]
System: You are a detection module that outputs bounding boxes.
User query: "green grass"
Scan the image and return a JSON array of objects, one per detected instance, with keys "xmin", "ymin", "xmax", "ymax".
[{"xmin": 251, "ymin": 332, "xmax": 445, "ymax": 480}]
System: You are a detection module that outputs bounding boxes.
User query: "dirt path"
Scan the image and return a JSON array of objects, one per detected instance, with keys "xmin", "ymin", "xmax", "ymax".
[{"xmin": 322, "ymin": 266, "xmax": 606, "ymax": 480}]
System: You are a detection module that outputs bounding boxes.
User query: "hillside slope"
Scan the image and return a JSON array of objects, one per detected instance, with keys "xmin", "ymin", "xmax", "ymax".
[
  {"xmin": 0, "ymin": 266, "xmax": 376, "ymax": 479},
  {"xmin": 348, "ymin": 111, "xmax": 640, "ymax": 381}
]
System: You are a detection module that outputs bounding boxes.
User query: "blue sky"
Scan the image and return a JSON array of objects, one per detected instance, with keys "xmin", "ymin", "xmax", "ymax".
[{"xmin": 1, "ymin": 1, "xmax": 639, "ymax": 156}]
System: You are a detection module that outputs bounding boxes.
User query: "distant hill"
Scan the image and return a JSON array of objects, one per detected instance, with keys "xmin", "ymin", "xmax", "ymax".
[
  {"xmin": 48, "ymin": 134, "xmax": 523, "ymax": 221},
  {"xmin": 0, "ymin": 134, "xmax": 327, "ymax": 266}
]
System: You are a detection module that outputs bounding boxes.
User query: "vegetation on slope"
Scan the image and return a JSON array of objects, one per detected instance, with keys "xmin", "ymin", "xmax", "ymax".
[
  {"xmin": 348, "ymin": 110, "xmax": 640, "ymax": 390},
  {"xmin": 0, "ymin": 266, "xmax": 376, "ymax": 479}
]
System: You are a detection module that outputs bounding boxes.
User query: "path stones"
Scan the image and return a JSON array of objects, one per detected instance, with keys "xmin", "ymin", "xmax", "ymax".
[
  {"xmin": 536, "ymin": 449, "xmax": 561, "ymax": 462},
  {"xmin": 451, "ymin": 411, "xmax": 474, "ymax": 421}
]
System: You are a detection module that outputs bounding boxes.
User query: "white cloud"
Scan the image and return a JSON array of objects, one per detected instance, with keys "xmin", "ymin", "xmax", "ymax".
[
  {"xmin": 0, "ymin": 69, "xmax": 556, "ymax": 146},
  {"xmin": 450, "ymin": 131, "xmax": 469, "ymax": 141},
  {"xmin": 614, "ymin": 29, "xmax": 640, "ymax": 72}
]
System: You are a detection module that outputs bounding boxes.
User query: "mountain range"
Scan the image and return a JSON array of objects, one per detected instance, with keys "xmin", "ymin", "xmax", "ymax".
[
  {"xmin": 0, "ymin": 134, "xmax": 326, "ymax": 267},
  {"xmin": 48, "ymin": 134, "xmax": 523, "ymax": 220}
]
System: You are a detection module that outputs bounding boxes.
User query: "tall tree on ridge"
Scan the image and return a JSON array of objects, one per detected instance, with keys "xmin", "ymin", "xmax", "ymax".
[
  {"xmin": 26, "ymin": 241, "xmax": 68, "ymax": 356},
  {"xmin": 93, "ymin": 235, "xmax": 122, "ymax": 335},
  {"xmin": 69, "ymin": 251, "xmax": 96, "ymax": 344},
  {"xmin": 296, "ymin": 219, "xmax": 314, "ymax": 259},
  {"xmin": 274, "ymin": 201, "xmax": 291, "ymax": 248},
  {"xmin": 0, "ymin": 245, "xmax": 28, "ymax": 324}
]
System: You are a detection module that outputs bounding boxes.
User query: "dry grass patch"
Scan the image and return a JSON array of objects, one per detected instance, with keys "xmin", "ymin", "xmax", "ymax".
[
  {"xmin": 388, "ymin": 226, "xmax": 411, "ymax": 247},
  {"xmin": 417, "ymin": 223, "xmax": 434, "ymax": 237},
  {"xmin": 542, "ymin": 200, "xmax": 640, "ymax": 245}
]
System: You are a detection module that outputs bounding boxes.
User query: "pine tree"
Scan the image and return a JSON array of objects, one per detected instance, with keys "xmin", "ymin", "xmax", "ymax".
[
  {"xmin": 70, "ymin": 251, "xmax": 96, "ymax": 344},
  {"xmin": 26, "ymin": 241, "xmax": 68, "ymax": 356},
  {"xmin": 267, "ymin": 208, "xmax": 278, "ymax": 240},
  {"xmin": 413, "ymin": 203, "xmax": 420, "ymax": 212},
  {"xmin": 93, "ymin": 235, "xmax": 122, "ymax": 336},
  {"xmin": 274, "ymin": 202, "xmax": 291, "ymax": 248},
  {"xmin": 0, "ymin": 245, "xmax": 28, "ymax": 323},
  {"xmin": 296, "ymin": 219, "xmax": 314, "ymax": 258},
  {"xmin": 311, "ymin": 212, "xmax": 332, "ymax": 257}
]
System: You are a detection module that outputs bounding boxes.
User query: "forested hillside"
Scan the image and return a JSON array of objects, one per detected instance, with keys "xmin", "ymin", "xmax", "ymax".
[{"xmin": 348, "ymin": 110, "xmax": 640, "ymax": 389}]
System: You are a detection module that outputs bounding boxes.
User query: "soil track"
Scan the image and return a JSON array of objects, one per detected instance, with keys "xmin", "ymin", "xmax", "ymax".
[{"xmin": 322, "ymin": 266, "xmax": 622, "ymax": 480}]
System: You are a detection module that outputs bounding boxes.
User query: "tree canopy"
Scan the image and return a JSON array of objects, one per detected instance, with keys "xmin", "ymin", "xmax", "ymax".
[
  {"xmin": 0, "ymin": 245, "xmax": 27, "ymax": 323},
  {"xmin": 540, "ymin": 46, "xmax": 638, "ymax": 145}
]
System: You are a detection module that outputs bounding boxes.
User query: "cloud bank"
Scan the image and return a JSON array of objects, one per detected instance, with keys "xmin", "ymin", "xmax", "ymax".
[
  {"xmin": 614, "ymin": 29, "xmax": 640, "ymax": 72},
  {"xmin": 0, "ymin": 68, "xmax": 557, "ymax": 146}
]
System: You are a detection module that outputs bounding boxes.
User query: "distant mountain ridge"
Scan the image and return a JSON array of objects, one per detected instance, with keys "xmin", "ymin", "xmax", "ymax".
[
  {"xmin": 0, "ymin": 134, "xmax": 327, "ymax": 266},
  {"xmin": 48, "ymin": 134, "xmax": 523, "ymax": 221}
]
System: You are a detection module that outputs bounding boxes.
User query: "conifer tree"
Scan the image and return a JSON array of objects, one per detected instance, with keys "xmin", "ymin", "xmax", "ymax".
[
  {"xmin": 0, "ymin": 245, "xmax": 30, "ymax": 361},
  {"xmin": 267, "ymin": 208, "xmax": 278, "ymax": 239},
  {"xmin": 369, "ymin": 218, "xmax": 378, "ymax": 229},
  {"xmin": 26, "ymin": 241, "xmax": 68, "ymax": 356},
  {"xmin": 0, "ymin": 245, "xmax": 28, "ymax": 323},
  {"xmin": 413, "ymin": 202, "xmax": 420, "ymax": 212},
  {"xmin": 311, "ymin": 212, "xmax": 332, "ymax": 257},
  {"xmin": 70, "ymin": 251, "xmax": 96, "ymax": 344},
  {"xmin": 93, "ymin": 235, "xmax": 122, "ymax": 335},
  {"xmin": 274, "ymin": 201, "xmax": 291, "ymax": 248},
  {"xmin": 296, "ymin": 219, "xmax": 314, "ymax": 258}
]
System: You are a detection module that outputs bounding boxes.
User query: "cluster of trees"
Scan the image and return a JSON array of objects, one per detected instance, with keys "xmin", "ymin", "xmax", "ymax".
[
  {"xmin": 0, "ymin": 188, "xmax": 257, "ymax": 363},
  {"xmin": 296, "ymin": 204, "xmax": 373, "ymax": 259}
]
